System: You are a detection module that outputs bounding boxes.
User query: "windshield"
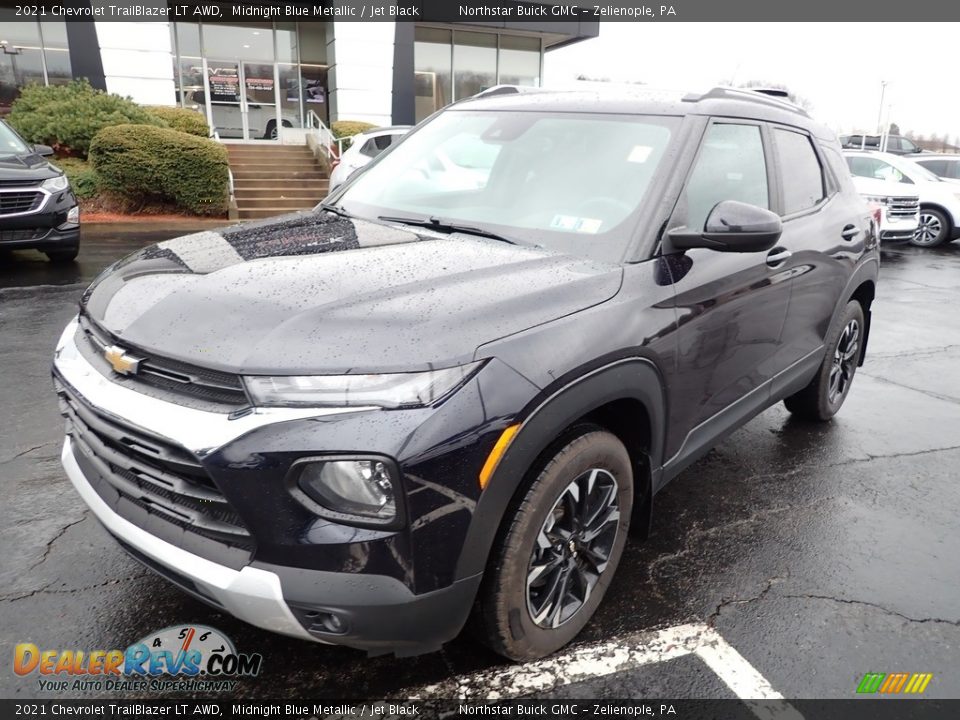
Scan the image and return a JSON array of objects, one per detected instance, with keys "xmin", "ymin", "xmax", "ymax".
[
  {"xmin": 0, "ymin": 122, "xmax": 30, "ymax": 155},
  {"xmin": 337, "ymin": 110, "xmax": 677, "ymax": 261}
]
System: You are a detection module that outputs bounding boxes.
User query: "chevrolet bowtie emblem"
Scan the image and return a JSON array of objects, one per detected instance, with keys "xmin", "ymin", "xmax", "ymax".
[{"xmin": 104, "ymin": 345, "xmax": 142, "ymax": 376}]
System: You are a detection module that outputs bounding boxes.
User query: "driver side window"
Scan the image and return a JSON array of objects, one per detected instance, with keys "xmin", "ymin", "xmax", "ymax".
[{"xmin": 683, "ymin": 123, "xmax": 769, "ymax": 232}]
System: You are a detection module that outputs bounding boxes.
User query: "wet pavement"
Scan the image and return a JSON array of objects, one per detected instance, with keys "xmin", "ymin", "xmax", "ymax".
[{"xmin": 2, "ymin": 225, "xmax": 959, "ymax": 701}]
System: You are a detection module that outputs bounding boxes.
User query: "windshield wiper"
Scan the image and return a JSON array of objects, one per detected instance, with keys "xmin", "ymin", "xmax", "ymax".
[
  {"xmin": 377, "ymin": 215, "xmax": 521, "ymax": 245},
  {"xmin": 318, "ymin": 202, "xmax": 352, "ymax": 218}
]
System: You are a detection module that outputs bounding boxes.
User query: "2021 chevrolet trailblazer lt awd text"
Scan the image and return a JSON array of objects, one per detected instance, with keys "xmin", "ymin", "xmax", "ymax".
[{"xmin": 52, "ymin": 87, "xmax": 879, "ymax": 661}]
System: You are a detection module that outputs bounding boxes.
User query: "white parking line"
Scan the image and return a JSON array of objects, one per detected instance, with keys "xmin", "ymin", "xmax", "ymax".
[{"xmin": 411, "ymin": 623, "xmax": 803, "ymax": 720}]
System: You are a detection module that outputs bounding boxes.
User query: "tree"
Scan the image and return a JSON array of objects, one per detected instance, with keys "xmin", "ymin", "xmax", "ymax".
[{"xmin": 889, "ymin": 122, "xmax": 900, "ymax": 135}]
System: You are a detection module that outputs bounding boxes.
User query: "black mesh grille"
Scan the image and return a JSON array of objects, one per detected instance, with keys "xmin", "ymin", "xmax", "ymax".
[
  {"xmin": 77, "ymin": 315, "xmax": 250, "ymax": 411},
  {"xmin": 56, "ymin": 380, "xmax": 253, "ymax": 549},
  {"xmin": 0, "ymin": 178, "xmax": 41, "ymax": 188},
  {"xmin": 0, "ymin": 190, "xmax": 44, "ymax": 215},
  {"xmin": 0, "ymin": 228, "xmax": 48, "ymax": 242}
]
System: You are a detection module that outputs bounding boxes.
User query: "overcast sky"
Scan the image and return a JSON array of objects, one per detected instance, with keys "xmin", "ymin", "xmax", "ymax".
[{"xmin": 544, "ymin": 23, "xmax": 959, "ymax": 139}]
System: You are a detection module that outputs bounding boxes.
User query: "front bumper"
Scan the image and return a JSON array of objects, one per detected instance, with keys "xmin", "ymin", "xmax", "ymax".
[
  {"xmin": 52, "ymin": 317, "xmax": 508, "ymax": 655},
  {"xmin": 878, "ymin": 215, "xmax": 918, "ymax": 243},
  {"xmin": 0, "ymin": 187, "xmax": 79, "ymax": 251},
  {"xmin": 60, "ymin": 436, "xmax": 315, "ymax": 641}
]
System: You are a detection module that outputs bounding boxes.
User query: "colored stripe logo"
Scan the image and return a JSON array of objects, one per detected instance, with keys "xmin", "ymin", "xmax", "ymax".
[{"xmin": 856, "ymin": 672, "xmax": 933, "ymax": 694}]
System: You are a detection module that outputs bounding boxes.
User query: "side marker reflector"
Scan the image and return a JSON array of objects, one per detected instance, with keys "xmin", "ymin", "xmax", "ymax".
[{"xmin": 479, "ymin": 424, "xmax": 520, "ymax": 490}]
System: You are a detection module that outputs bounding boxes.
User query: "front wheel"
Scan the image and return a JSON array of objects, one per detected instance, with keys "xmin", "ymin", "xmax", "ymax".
[
  {"xmin": 911, "ymin": 208, "xmax": 950, "ymax": 247},
  {"xmin": 474, "ymin": 427, "xmax": 633, "ymax": 661},
  {"xmin": 784, "ymin": 300, "xmax": 865, "ymax": 421}
]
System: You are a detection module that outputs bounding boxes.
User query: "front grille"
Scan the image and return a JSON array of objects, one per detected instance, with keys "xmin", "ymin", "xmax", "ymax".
[
  {"xmin": 888, "ymin": 196, "xmax": 920, "ymax": 218},
  {"xmin": 77, "ymin": 315, "xmax": 250, "ymax": 411},
  {"xmin": 0, "ymin": 190, "xmax": 44, "ymax": 215},
  {"xmin": 0, "ymin": 228, "xmax": 48, "ymax": 242},
  {"xmin": 56, "ymin": 380, "xmax": 253, "ymax": 549},
  {"xmin": 0, "ymin": 178, "xmax": 42, "ymax": 188}
]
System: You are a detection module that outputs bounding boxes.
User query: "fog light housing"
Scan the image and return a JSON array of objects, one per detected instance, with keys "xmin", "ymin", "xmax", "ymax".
[
  {"xmin": 296, "ymin": 458, "xmax": 397, "ymax": 523},
  {"xmin": 66, "ymin": 205, "xmax": 79, "ymax": 224}
]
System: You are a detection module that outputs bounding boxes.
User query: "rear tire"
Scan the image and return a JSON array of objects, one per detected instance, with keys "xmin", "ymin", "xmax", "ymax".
[
  {"xmin": 45, "ymin": 247, "xmax": 78, "ymax": 263},
  {"xmin": 784, "ymin": 300, "xmax": 865, "ymax": 421},
  {"xmin": 474, "ymin": 427, "xmax": 633, "ymax": 661}
]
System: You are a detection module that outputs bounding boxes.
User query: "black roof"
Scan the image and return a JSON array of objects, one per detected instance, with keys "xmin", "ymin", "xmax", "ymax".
[{"xmin": 454, "ymin": 85, "xmax": 835, "ymax": 141}]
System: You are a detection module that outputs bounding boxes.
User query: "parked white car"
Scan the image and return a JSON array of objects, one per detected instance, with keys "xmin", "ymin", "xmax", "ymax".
[
  {"xmin": 844, "ymin": 150, "xmax": 960, "ymax": 247},
  {"xmin": 912, "ymin": 154, "xmax": 960, "ymax": 185},
  {"xmin": 845, "ymin": 175, "xmax": 918, "ymax": 243},
  {"xmin": 329, "ymin": 126, "xmax": 411, "ymax": 192}
]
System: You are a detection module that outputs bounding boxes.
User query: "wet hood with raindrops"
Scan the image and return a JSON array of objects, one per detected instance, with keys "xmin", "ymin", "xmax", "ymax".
[{"xmin": 79, "ymin": 211, "xmax": 623, "ymax": 374}]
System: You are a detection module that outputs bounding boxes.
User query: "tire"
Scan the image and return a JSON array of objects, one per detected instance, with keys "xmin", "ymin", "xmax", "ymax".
[
  {"xmin": 784, "ymin": 300, "xmax": 865, "ymax": 421},
  {"xmin": 45, "ymin": 247, "xmax": 78, "ymax": 263},
  {"xmin": 911, "ymin": 208, "xmax": 950, "ymax": 247},
  {"xmin": 474, "ymin": 427, "xmax": 633, "ymax": 661}
]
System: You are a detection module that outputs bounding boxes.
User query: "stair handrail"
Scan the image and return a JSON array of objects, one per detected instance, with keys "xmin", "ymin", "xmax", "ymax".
[
  {"xmin": 306, "ymin": 110, "xmax": 345, "ymax": 159},
  {"xmin": 213, "ymin": 129, "xmax": 237, "ymax": 214}
]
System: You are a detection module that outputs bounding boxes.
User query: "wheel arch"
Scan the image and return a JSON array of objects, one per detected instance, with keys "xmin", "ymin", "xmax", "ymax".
[
  {"xmin": 824, "ymin": 260, "xmax": 878, "ymax": 369},
  {"xmin": 454, "ymin": 358, "xmax": 666, "ymax": 581},
  {"xmin": 919, "ymin": 202, "xmax": 957, "ymax": 231}
]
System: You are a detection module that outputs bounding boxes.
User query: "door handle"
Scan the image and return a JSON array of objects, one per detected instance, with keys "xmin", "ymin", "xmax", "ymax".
[
  {"xmin": 766, "ymin": 247, "xmax": 792, "ymax": 266},
  {"xmin": 841, "ymin": 224, "xmax": 861, "ymax": 241}
]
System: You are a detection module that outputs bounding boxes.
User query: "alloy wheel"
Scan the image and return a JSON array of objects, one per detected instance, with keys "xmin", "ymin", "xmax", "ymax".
[
  {"xmin": 526, "ymin": 468, "xmax": 621, "ymax": 629},
  {"xmin": 828, "ymin": 318, "xmax": 860, "ymax": 404},
  {"xmin": 914, "ymin": 212, "xmax": 943, "ymax": 246}
]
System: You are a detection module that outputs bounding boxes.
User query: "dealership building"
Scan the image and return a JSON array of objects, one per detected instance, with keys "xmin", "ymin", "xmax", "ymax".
[{"xmin": 0, "ymin": 5, "xmax": 598, "ymax": 141}]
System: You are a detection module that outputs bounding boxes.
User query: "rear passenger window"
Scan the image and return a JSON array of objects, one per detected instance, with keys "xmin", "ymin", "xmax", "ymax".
[
  {"xmin": 774, "ymin": 129, "xmax": 825, "ymax": 214},
  {"xmin": 684, "ymin": 123, "xmax": 769, "ymax": 231}
]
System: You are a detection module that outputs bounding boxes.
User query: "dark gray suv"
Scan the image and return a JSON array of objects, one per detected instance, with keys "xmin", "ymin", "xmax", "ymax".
[{"xmin": 53, "ymin": 87, "xmax": 879, "ymax": 661}]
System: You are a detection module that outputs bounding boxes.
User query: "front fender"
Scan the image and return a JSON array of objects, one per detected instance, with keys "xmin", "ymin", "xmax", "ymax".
[{"xmin": 454, "ymin": 358, "xmax": 667, "ymax": 581}]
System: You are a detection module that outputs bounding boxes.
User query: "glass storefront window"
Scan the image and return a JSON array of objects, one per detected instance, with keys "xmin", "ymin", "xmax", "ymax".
[
  {"xmin": 43, "ymin": 49, "xmax": 72, "ymax": 85},
  {"xmin": 453, "ymin": 31, "xmax": 496, "ymax": 102},
  {"xmin": 203, "ymin": 22, "xmax": 273, "ymax": 62},
  {"xmin": 301, "ymin": 64, "xmax": 328, "ymax": 124},
  {"xmin": 276, "ymin": 22, "xmax": 299, "ymax": 64},
  {"xmin": 39, "ymin": 21, "xmax": 69, "ymax": 50},
  {"xmin": 298, "ymin": 24, "xmax": 327, "ymax": 65},
  {"xmin": 415, "ymin": 28, "xmax": 545, "ymax": 121},
  {"xmin": 0, "ymin": 11, "xmax": 42, "ymax": 46},
  {"xmin": 498, "ymin": 35, "xmax": 540, "ymax": 87},
  {"xmin": 175, "ymin": 21, "xmax": 201, "ymax": 58},
  {"xmin": 414, "ymin": 27, "xmax": 452, "ymax": 123}
]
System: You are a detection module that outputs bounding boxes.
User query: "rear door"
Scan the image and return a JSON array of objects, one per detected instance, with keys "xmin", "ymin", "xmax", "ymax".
[
  {"xmin": 662, "ymin": 119, "xmax": 792, "ymax": 464},
  {"xmin": 768, "ymin": 127, "xmax": 869, "ymax": 393}
]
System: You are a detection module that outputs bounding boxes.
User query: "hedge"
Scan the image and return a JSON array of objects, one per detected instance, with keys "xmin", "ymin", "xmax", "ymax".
[
  {"xmin": 146, "ymin": 106, "xmax": 210, "ymax": 137},
  {"xmin": 7, "ymin": 80, "xmax": 164, "ymax": 158},
  {"xmin": 90, "ymin": 124, "xmax": 228, "ymax": 215},
  {"xmin": 331, "ymin": 120, "xmax": 377, "ymax": 151}
]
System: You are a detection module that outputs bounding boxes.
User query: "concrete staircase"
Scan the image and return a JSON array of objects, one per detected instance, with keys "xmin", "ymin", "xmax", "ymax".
[{"xmin": 225, "ymin": 143, "xmax": 329, "ymax": 220}]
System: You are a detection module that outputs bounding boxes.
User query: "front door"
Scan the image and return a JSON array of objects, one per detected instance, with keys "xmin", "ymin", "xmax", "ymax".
[
  {"xmin": 204, "ymin": 60, "xmax": 280, "ymax": 141},
  {"xmin": 662, "ymin": 120, "xmax": 793, "ymax": 466}
]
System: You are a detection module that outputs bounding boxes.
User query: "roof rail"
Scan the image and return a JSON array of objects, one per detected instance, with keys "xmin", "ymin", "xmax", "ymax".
[
  {"xmin": 682, "ymin": 86, "xmax": 809, "ymax": 118},
  {"xmin": 466, "ymin": 84, "xmax": 552, "ymax": 101}
]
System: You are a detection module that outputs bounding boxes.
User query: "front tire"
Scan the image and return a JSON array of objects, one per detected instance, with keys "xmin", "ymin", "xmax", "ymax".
[
  {"xmin": 474, "ymin": 427, "xmax": 633, "ymax": 661},
  {"xmin": 45, "ymin": 247, "xmax": 78, "ymax": 263},
  {"xmin": 784, "ymin": 300, "xmax": 865, "ymax": 421},
  {"xmin": 911, "ymin": 208, "xmax": 950, "ymax": 247}
]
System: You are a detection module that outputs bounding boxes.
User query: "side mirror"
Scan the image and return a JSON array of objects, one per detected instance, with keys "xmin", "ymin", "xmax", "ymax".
[
  {"xmin": 666, "ymin": 200, "xmax": 782, "ymax": 253},
  {"xmin": 33, "ymin": 144, "xmax": 54, "ymax": 157}
]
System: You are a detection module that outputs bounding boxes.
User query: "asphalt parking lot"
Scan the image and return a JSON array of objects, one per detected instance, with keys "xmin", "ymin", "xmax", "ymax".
[{"xmin": 2, "ymin": 225, "xmax": 960, "ymax": 701}]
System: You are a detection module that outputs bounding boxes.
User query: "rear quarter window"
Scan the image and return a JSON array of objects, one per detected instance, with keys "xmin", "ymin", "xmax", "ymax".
[{"xmin": 773, "ymin": 129, "xmax": 825, "ymax": 215}]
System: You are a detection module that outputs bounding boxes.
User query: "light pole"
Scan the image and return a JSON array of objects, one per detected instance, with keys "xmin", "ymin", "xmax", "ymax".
[{"xmin": 875, "ymin": 80, "xmax": 888, "ymax": 135}]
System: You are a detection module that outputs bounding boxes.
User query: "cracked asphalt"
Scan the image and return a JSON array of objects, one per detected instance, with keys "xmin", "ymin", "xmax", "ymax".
[{"xmin": 2, "ymin": 229, "xmax": 960, "ymax": 700}]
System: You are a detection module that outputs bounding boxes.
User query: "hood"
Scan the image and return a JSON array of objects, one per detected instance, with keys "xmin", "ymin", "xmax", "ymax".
[
  {"xmin": 850, "ymin": 176, "xmax": 917, "ymax": 198},
  {"xmin": 81, "ymin": 211, "xmax": 622, "ymax": 374},
  {"xmin": 0, "ymin": 152, "xmax": 59, "ymax": 179}
]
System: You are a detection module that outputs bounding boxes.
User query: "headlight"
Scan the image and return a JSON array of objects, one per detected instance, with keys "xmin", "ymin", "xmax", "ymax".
[
  {"xmin": 41, "ymin": 174, "xmax": 69, "ymax": 192},
  {"xmin": 862, "ymin": 195, "xmax": 890, "ymax": 206},
  {"xmin": 296, "ymin": 459, "xmax": 397, "ymax": 522},
  {"xmin": 244, "ymin": 361, "xmax": 483, "ymax": 408}
]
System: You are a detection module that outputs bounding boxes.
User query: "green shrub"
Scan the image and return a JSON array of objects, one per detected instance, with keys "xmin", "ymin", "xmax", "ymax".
[
  {"xmin": 90, "ymin": 124, "xmax": 228, "ymax": 215},
  {"xmin": 7, "ymin": 80, "xmax": 164, "ymax": 158},
  {"xmin": 52, "ymin": 157, "xmax": 100, "ymax": 200},
  {"xmin": 146, "ymin": 106, "xmax": 209, "ymax": 137},
  {"xmin": 331, "ymin": 120, "xmax": 377, "ymax": 151}
]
